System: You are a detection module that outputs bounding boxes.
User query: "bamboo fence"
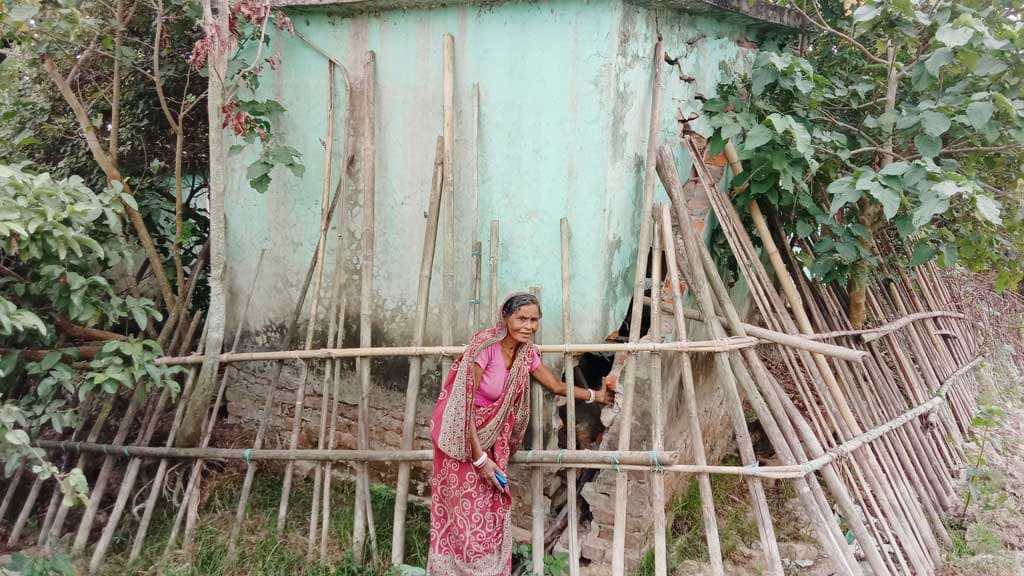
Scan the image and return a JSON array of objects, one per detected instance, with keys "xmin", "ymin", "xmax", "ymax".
[{"xmin": 0, "ymin": 35, "xmax": 992, "ymax": 576}]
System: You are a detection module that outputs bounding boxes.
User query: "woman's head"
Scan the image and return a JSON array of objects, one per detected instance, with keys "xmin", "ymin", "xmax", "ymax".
[{"xmin": 501, "ymin": 293, "xmax": 542, "ymax": 344}]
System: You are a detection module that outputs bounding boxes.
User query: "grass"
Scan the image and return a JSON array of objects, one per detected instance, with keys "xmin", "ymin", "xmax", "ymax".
[
  {"xmin": 635, "ymin": 454, "xmax": 807, "ymax": 575},
  {"xmin": 96, "ymin": 467, "xmax": 431, "ymax": 576}
]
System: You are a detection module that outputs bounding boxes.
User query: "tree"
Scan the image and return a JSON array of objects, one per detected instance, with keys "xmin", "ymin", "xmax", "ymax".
[{"xmin": 702, "ymin": 0, "xmax": 1024, "ymax": 326}]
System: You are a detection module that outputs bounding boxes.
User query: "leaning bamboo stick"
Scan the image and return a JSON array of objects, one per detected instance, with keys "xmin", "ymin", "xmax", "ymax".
[
  {"xmin": 440, "ymin": 33, "xmax": 456, "ymax": 379},
  {"xmin": 658, "ymin": 206, "xmax": 725, "ymax": 576},
  {"xmin": 664, "ymin": 196, "xmax": 783, "ymax": 573},
  {"xmin": 470, "ymin": 83, "xmax": 481, "ymax": 330},
  {"xmin": 223, "ymin": 113, "xmax": 352, "ymax": 560},
  {"xmin": 612, "ymin": 39, "xmax": 664, "ymax": 571},
  {"xmin": 352, "ymin": 50, "xmax": 377, "ymax": 564},
  {"xmin": 648, "ymin": 214, "xmax": 667, "ymax": 576},
  {"xmin": 530, "ymin": 285, "xmax": 545, "ymax": 575},
  {"xmin": 307, "ymin": 61, "xmax": 340, "ymax": 562},
  {"xmin": 320, "ymin": 292, "xmax": 347, "ymax": 562},
  {"xmin": 0, "ymin": 466, "xmax": 25, "ymax": 523},
  {"xmin": 559, "ymin": 219, "xmax": 581, "ymax": 576},
  {"xmin": 278, "ymin": 59, "xmax": 338, "ymax": 535},
  {"xmin": 642, "ymin": 297, "xmax": 867, "ymax": 361},
  {"xmin": 489, "ymin": 220, "xmax": 499, "ymax": 324},
  {"xmin": 88, "ymin": 313, "xmax": 203, "ymax": 573},
  {"xmin": 132, "ymin": 252, "xmax": 264, "ymax": 562},
  {"xmin": 7, "ymin": 472, "xmax": 43, "ymax": 545},
  {"xmin": 391, "ymin": 135, "xmax": 445, "ymax": 565}
]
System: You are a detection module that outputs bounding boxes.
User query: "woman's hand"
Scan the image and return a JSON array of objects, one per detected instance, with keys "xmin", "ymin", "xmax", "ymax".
[
  {"xmin": 475, "ymin": 456, "xmax": 508, "ymax": 493},
  {"xmin": 596, "ymin": 376, "xmax": 616, "ymax": 405}
]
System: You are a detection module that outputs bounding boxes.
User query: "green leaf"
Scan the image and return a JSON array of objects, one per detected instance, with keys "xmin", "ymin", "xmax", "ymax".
[
  {"xmin": 827, "ymin": 177, "xmax": 861, "ymax": 214},
  {"xmin": 836, "ymin": 241, "xmax": 859, "ymax": 263},
  {"xmin": 965, "ymin": 101, "xmax": 994, "ymax": 130},
  {"xmin": 752, "ymin": 67, "xmax": 778, "ymax": 96},
  {"xmin": 250, "ymin": 174, "xmax": 272, "ymax": 194},
  {"xmin": 894, "ymin": 215, "xmax": 916, "ymax": 238},
  {"xmin": 909, "ymin": 243, "xmax": 937, "ymax": 266},
  {"xmin": 868, "ymin": 186, "xmax": 901, "ymax": 220},
  {"xmin": 4, "ymin": 430, "xmax": 30, "ymax": 446},
  {"xmin": 974, "ymin": 55, "xmax": 1007, "ymax": 76},
  {"xmin": 743, "ymin": 125, "xmax": 774, "ymax": 151},
  {"xmin": 914, "ymin": 134, "xmax": 942, "ymax": 158},
  {"xmin": 132, "ymin": 307, "xmax": 149, "ymax": 331},
  {"xmin": 925, "ymin": 48, "xmax": 953, "ymax": 76},
  {"xmin": 921, "ymin": 111, "xmax": 951, "ymax": 137},
  {"xmin": 39, "ymin": 351, "xmax": 62, "ymax": 374},
  {"xmin": 795, "ymin": 220, "xmax": 815, "ymax": 238},
  {"xmin": 852, "ymin": 3, "xmax": 882, "ymax": 22},
  {"xmin": 119, "ymin": 192, "xmax": 139, "ymax": 211},
  {"xmin": 939, "ymin": 243, "xmax": 959, "ymax": 268},
  {"xmin": 8, "ymin": 4, "xmax": 39, "ymax": 21},
  {"xmin": 975, "ymin": 195, "xmax": 1002, "ymax": 225},
  {"xmin": 935, "ymin": 24, "xmax": 974, "ymax": 47}
]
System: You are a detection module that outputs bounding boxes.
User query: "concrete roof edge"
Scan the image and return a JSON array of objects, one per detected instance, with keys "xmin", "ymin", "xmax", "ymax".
[{"xmin": 273, "ymin": 0, "xmax": 807, "ymax": 31}]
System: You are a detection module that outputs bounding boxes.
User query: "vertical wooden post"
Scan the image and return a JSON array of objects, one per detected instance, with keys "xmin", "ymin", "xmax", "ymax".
[
  {"xmin": 559, "ymin": 219, "xmax": 581, "ymax": 575},
  {"xmin": 470, "ymin": 84, "xmax": 481, "ymax": 330},
  {"xmin": 648, "ymin": 213, "xmax": 667, "ymax": 576},
  {"xmin": 353, "ymin": 50, "xmax": 377, "ymax": 564},
  {"xmin": 392, "ymin": 136, "xmax": 445, "ymax": 565},
  {"xmin": 489, "ymin": 220, "xmax": 499, "ymax": 324},
  {"xmin": 441, "ymin": 33, "xmax": 456, "ymax": 378},
  {"xmin": 612, "ymin": 38, "xmax": 663, "ymax": 575},
  {"xmin": 529, "ymin": 285, "xmax": 546, "ymax": 575}
]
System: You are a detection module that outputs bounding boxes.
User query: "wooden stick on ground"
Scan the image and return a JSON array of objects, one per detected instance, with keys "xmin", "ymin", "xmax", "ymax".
[
  {"xmin": 391, "ymin": 135, "xmax": 445, "ymax": 565},
  {"xmin": 352, "ymin": 50, "xmax": 377, "ymax": 564},
  {"xmin": 612, "ymin": 38, "xmax": 663, "ymax": 575}
]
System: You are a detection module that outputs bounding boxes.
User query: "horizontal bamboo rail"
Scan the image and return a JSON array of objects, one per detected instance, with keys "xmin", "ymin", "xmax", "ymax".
[
  {"xmin": 643, "ymin": 297, "xmax": 867, "ymax": 362},
  {"xmin": 35, "ymin": 355, "xmax": 978, "ymax": 479},
  {"xmin": 153, "ymin": 336, "xmax": 760, "ymax": 366}
]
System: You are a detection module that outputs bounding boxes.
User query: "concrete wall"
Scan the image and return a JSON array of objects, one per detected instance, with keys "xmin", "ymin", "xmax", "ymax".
[
  {"xmin": 222, "ymin": 0, "xmax": 769, "ymax": 571},
  {"xmin": 224, "ymin": 0, "xmax": 757, "ymax": 350}
]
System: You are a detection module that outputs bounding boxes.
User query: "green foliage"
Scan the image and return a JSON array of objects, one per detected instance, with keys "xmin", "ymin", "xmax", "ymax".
[
  {"xmin": 703, "ymin": 0, "xmax": 1024, "ymax": 290},
  {"xmin": 7, "ymin": 552, "xmax": 75, "ymax": 576},
  {"xmin": 512, "ymin": 544, "xmax": 571, "ymax": 576}
]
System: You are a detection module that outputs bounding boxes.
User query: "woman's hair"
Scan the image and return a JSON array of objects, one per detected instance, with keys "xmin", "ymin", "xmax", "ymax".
[{"xmin": 501, "ymin": 293, "xmax": 542, "ymax": 319}]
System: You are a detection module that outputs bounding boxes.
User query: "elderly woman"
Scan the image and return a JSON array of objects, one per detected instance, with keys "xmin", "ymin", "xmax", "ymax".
[{"xmin": 428, "ymin": 292, "xmax": 612, "ymax": 575}]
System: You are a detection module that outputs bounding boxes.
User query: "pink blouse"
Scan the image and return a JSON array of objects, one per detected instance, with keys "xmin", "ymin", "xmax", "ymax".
[{"xmin": 473, "ymin": 342, "xmax": 541, "ymax": 406}]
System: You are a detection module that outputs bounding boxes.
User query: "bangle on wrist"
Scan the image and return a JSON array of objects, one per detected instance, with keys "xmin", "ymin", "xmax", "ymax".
[
  {"xmin": 472, "ymin": 454, "xmax": 488, "ymax": 468},
  {"xmin": 586, "ymin": 389, "xmax": 595, "ymax": 404}
]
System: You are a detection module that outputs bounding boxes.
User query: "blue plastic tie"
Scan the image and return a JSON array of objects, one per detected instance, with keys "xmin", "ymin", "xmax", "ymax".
[
  {"xmin": 610, "ymin": 453, "xmax": 621, "ymax": 473},
  {"xmin": 557, "ymin": 449, "xmax": 566, "ymax": 466},
  {"xmin": 469, "ymin": 299, "xmax": 481, "ymax": 305},
  {"xmin": 123, "ymin": 447, "xmax": 130, "ymax": 458},
  {"xmin": 243, "ymin": 448, "xmax": 252, "ymax": 463},
  {"xmin": 650, "ymin": 451, "xmax": 664, "ymax": 473},
  {"xmin": 526, "ymin": 450, "xmax": 534, "ymax": 463}
]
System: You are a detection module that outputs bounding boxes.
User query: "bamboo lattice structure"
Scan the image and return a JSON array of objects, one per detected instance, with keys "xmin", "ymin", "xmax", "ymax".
[{"xmin": 0, "ymin": 33, "xmax": 995, "ymax": 576}]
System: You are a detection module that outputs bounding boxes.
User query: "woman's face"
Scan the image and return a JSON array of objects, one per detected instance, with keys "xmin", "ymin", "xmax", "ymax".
[{"xmin": 505, "ymin": 304, "xmax": 540, "ymax": 344}]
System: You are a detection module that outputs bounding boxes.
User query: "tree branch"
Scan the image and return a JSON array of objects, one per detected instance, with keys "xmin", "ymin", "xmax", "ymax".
[
  {"xmin": 42, "ymin": 54, "xmax": 177, "ymax": 313},
  {"xmin": 792, "ymin": 0, "xmax": 888, "ymax": 65}
]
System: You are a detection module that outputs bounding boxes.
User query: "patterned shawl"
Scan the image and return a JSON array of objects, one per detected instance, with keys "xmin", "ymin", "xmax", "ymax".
[{"xmin": 432, "ymin": 314, "xmax": 536, "ymax": 462}]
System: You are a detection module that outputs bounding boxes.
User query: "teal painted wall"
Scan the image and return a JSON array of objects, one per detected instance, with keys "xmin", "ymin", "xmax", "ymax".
[{"xmin": 224, "ymin": 0, "xmax": 759, "ymax": 353}]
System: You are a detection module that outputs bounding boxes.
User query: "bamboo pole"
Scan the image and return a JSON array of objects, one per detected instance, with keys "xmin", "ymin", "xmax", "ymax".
[
  {"xmin": 320, "ymin": 292, "xmax": 347, "ymax": 562},
  {"xmin": 470, "ymin": 83, "xmax": 481, "ymax": 330},
  {"xmin": 441, "ymin": 33, "xmax": 456, "ymax": 379},
  {"xmin": 155, "ymin": 336, "xmax": 761, "ymax": 365},
  {"xmin": 642, "ymin": 298, "xmax": 867, "ymax": 361},
  {"xmin": 0, "ymin": 466, "xmax": 24, "ymax": 523},
  {"xmin": 7, "ymin": 472, "xmax": 43, "ymax": 545},
  {"xmin": 306, "ymin": 61, "xmax": 338, "ymax": 561},
  {"xmin": 559, "ymin": 219, "xmax": 581, "ymax": 576},
  {"xmin": 223, "ymin": 95, "xmax": 352, "ymax": 558},
  {"xmin": 88, "ymin": 313, "xmax": 203, "ymax": 573},
  {"xmin": 489, "ymin": 220, "xmax": 499, "ymax": 324},
  {"xmin": 71, "ymin": 388, "xmax": 147, "ymax": 555},
  {"xmin": 658, "ymin": 205, "xmax": 725, "ymax": 576},
  {"xmin": 648, "ymin": 214, "xmax": 667, "ymax": 576},
  {"xmin": 132, "ymin": 252, "xmax": 264, "ymax": 562},
  {"xmin": 352, "ymin": 50, "xmax": 377, "ymax": 564},
  {"xmin": 391, "ymin": 135, "xmax": 445, "ymax": 565},
  {"xmin": 663, "ymin": 196, "xmax": 783, "ymax": 573},
  {"xmin": 529, "ymin": 286, "xmax": 546, "ymax": 575}
]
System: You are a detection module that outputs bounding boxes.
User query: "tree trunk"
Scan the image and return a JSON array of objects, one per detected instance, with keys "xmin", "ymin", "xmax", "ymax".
[{"xmin": 177, "ymin": 0, "xmax": 229, "ymax": 447}]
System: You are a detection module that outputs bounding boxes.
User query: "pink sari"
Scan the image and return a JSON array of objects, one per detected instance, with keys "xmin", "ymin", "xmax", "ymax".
[{"xmin": 428, "ymin": 320, "xmax": 535, "ymax": 575}]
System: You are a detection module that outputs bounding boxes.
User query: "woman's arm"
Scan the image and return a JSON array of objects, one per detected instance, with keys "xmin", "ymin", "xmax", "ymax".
[
  {"xmin": 531, "ymin": 362, "xmax": 613, "ymax": 405},
  {"xmin": 468, "ymin": 363, "xmax": 507, "ymax": 492}
]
